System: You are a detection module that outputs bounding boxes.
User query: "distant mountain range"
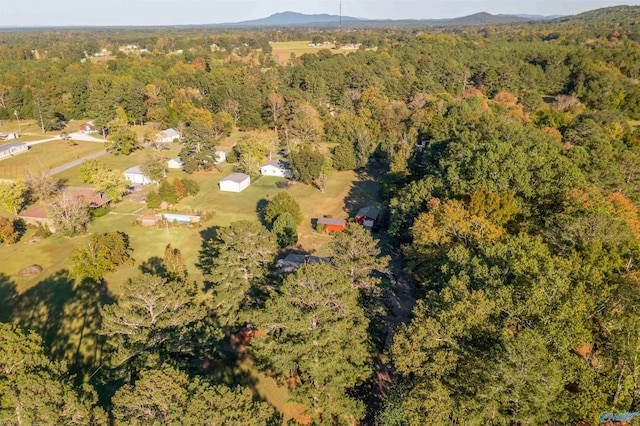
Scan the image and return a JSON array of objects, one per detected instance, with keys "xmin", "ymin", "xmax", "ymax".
[{"xmin": 214, "ymin": 11, "xmax": 563, "ymax": 28}]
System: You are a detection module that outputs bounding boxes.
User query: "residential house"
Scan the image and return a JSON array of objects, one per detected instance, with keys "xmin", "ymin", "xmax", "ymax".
[
  {"xmin": 19, "ymin": 204, "xmax": 54, "ymax": 231},
  {"xmin": 355, "ymin": 206, "xmax": 380, "ymax": 229},
  {"xmin": 260, "ymin": 159, "xmax": 292, "ymax": 178},
  {"xmin": 0, "ymin": 132, "xmax": 19, "ymax": 141},
  {"xmin": 219, "ymin": 173, "xmax": 250, "ymax": 192},
  {"xmin": 155, "ymin": 128, "xmax": 181, "ymax": 143},
  {"xmin": 316, "ymin": 217, "xmax": 346, "ymax": 233},
  {"xmin": 18, "ymin": 189, "xmax": 109, "ymax": 232},
  {"xmin": 124, "ymin": 166, "xmax": 155, "ymax": 185},
  {"xmin": 0, "ymin": 142, "xmax": 27, "ymax": 160},
  {"xmin": 277, "ymin": 253, "xmax": 331, "ymax": 274},
  {"xmin": 68, "ymin": 188, "xmax": 111, "ymax": 208}
]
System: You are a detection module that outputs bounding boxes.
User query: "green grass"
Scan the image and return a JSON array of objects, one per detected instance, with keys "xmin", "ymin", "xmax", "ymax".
[{"xmin": 0, "ymin": 140, "xmax": 105, "ymax": 179}]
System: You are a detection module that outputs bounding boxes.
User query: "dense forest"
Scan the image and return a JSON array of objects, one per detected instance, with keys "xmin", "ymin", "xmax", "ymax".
[{"xmin": 3, "ymin": 5, "xmax": 640, "ymax": 425}]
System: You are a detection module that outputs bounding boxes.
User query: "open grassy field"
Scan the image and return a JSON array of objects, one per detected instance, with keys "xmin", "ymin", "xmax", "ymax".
[
  {"xmin": 271, "ymin": 40, "xmax": 336, "ymax": 66},
  {"xmin": 0, "ymin": 140, "xmax": 105, "ymax": 179}
]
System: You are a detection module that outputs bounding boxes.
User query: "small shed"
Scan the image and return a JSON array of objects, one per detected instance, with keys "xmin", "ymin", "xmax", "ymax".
[
  {"xmin": 219, "ymin": 173, "xmax": 250, "ymax": 192},
  {"xmin": 124, "ymin": 166, "xmax": 154, "ymax": 185},
  {"xmin": 167, "ymin": 157, "xmax": 183, "ymax": 169},
  {"xmin": 277, "ymin": 253, "xmax": 331, "ymax": 274},
  {"xmin": 260, "ymin": 159, "xmax": 292, "ymax": 178},
  {"xmin": 0, "ymin": 142, "xmax": 27, "ymax": 160},
  {"xmin": 79, "ymin": 121, "xmax": 96, "ymax": 133},
  {"xmin": 355, "ymin": 206, "xmax": 380, "ymax": 229},
  {"xmin": 138, "ymin": 214, "xmax": 161, "ymax": 227},
  {"xmin": 317, "ymin": 217, "xmax": 346, "ymax": 233},
  {"xmin": 156, "ymin": 128, "xmax": 181, "ymax": 143}
]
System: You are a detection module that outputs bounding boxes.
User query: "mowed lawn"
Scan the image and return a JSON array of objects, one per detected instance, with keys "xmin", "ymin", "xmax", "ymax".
[{"xmin": 0, "ymin": 140, "xmax": 105, "ymax": 179}]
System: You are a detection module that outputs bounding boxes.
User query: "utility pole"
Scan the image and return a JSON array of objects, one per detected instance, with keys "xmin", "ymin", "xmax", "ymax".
[
  {"xmin": 339, "ymin": 0, "xmax": 342, "ymax": 31},
  {"xmin": 13, "ymin": 110, "xmax": 21, "ymax": 133}
]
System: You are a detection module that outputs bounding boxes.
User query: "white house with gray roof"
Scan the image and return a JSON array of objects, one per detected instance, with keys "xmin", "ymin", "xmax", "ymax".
[
  {"xmin": 0, "ymin": 142, "xmax": 27, "ymax": 160},
  {"xmin": 156, "ymin": 128, "xmax": 181, "ymax": 143},
  {"xmin": 124, "ymin": 166, "xmax": 155, "ymax": 185},
  {"xmin": 219, "ymin": 172, "xmax": 250, "ymax": 192},
  {"xmin": 260, "ymin": 159, "xmax": 292, "ymax": 178}
]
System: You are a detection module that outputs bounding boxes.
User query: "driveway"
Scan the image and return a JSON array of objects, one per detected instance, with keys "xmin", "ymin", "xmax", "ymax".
[
  {"xmin": 25, "ymin": 131, "xmax": 105, "ymax": 146},
  {"xmin": 46, "ymin": 149, "xmax": 108, "ymax": 176}
]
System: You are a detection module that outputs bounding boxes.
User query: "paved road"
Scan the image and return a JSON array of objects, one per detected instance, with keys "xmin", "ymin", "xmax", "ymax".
[
  {"xmin": 26, "ymin": 131, "xmax": 105, "ymax": 146},
  {"xmin": 46, "ymin": 149, "xmax": 108, "ymax": 176}
]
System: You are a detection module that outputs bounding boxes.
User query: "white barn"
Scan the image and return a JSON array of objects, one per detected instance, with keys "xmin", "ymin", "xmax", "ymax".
[
  {"xmin": 124, "ymin": 166, "xmax": 155, "ymax": 185},
  {"xmin": 156, "ymin": 128, "xmax": 181, "ymax": 143},
  {"xmin": 0, "ymin": 142, "xmax": 27, "ymax": 160},
  {"xmin": 260, "ymin": 159, "xmax": 292, "ymax": 178},
  {"xmin": 219, "ymin": 173, "xmax": 250, "ymax": 192}
]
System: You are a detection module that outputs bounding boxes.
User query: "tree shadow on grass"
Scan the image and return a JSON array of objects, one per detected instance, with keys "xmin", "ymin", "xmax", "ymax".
[
  {"xmin": 342, "ymin": 167, "xmax": 382, "ymax": 219},
  {"xmin": 0, "ymin": 273, "xmax": 18, "ymax": 322},
  {"xmin": 256, "ymin": 198, "xmax": 269, "ymax": 228},
  {"xmin": 9, "ymin": 271, "xmax": 115, "ymax": 381}
]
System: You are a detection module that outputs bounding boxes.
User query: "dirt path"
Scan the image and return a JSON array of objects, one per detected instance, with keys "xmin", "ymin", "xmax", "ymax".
[{"xmin": 46, "ymin": 149, "xmax": 108, "ymax": 176}]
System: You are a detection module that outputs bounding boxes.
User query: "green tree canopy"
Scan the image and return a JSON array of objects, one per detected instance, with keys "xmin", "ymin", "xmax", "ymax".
[
  {"xmin": 251, "ymin": 264, "xmax": 372, "ymax": 424},
  {"xmin": 71, "ymin": 231, "xmax": 134, "ymax": 281},
  {"xmin": 199, "ymin": 221, "xmax": 277, "ymax": 328},
  {"xmin": 111, "ymin": 365, "xmax": 277, "ymax": 425},
  {"xmin": 264, "ymin": 191, "xmax": 304, "ymax": 226},
  {"xmin": 0, "ymin": 323, "xmax": 106, "ymax": 425}
]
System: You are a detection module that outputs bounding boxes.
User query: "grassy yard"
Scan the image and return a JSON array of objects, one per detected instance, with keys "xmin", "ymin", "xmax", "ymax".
[{"xmin": 0, "ymin": 140, "xmax": 105, "ymax": 179}]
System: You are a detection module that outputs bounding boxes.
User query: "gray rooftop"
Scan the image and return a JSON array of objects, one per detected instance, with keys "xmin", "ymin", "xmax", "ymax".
[
  {"xmin": 263, "ymin": 159, "xmax": 290, "ymax": 169},
  {"xmin": 317, "ymin": 217, "xmax": 346, "ymax": 226},
  {"xmin": 222, "ymin": 172, "xmax": 250, "ymax": 183},
  {"xmin": 160, "ymin": 128, "xmax": 180, "ymax": 138},
  {"xmin": 0, "ymin": 142, "xmax": 26, "ymax": 151},
  {"xmin": 356, "ymin": 206, "xmax": 380, "ymax": 220},
  {"xmin": 124, "ymin": 165, "xmax": 144, "ymax": 174}
]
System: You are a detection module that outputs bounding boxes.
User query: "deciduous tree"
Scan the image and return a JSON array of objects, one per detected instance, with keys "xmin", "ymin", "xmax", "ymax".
[
  {"xmin": 71, "ymin": 231, "xmax": 134, "ymax": 281},
  {"xmin": 0, "ymin": 179, "xmax": 28, "ymax": 214},
  {"xmin": 47, "ymin": 192, "xmax": 90, "ymax": 235}
]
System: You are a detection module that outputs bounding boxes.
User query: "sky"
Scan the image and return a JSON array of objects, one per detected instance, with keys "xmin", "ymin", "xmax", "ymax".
[{"xmin": 1, "ymin": 0, "xmax": 639, "ymax": 27}]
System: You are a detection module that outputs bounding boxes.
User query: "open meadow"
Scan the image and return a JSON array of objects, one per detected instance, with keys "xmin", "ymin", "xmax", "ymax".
[{"xmin": 0, "ymin": 140, "xmax": 105, "ymax": 179}]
